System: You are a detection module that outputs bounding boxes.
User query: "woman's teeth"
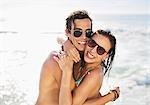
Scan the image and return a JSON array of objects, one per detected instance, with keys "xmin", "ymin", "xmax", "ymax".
[{"xmin": 87, "ymin": 52, "xmax": 94, "ymax": 58}]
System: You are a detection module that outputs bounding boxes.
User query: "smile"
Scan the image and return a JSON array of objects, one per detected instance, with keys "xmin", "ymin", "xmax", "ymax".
[
  {"xmin": 78, "ymin": 41, "xmax": 86, "ymax": 45},
  {"xmin": 87, "ymin": 51, "xmax": 94, "ymax": 59}
]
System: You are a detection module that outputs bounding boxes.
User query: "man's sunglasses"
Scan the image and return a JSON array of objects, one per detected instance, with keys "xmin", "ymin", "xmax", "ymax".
[
  {"xmin": 87, "ymin": 39, "xmax": 107, "ymax": 55},
  {"xmin": 73, "ymin": 29, "xmax": 93, "ymax": 38}
]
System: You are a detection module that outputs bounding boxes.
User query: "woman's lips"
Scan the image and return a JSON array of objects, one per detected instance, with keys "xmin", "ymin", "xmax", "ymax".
[{"xmin": 86, "ymin": 51, "xmax": 94, "ymax": 59}]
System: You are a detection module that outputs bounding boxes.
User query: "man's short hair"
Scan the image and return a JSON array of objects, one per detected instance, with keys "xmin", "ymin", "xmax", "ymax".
[{"xmin": 66, "ymin": 10, "xmax": 92, "ymax": 33}]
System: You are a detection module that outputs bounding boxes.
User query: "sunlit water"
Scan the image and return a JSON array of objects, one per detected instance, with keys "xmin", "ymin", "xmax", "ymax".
[{"xmin": 0, "ymin": 7, "xmax": 150, "ymax": 105}]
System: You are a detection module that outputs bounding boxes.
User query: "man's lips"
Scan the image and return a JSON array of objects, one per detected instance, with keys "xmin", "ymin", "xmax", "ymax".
[{"xmin": 78, "ymin": 41, "xmax": 86, "ymax": 45}]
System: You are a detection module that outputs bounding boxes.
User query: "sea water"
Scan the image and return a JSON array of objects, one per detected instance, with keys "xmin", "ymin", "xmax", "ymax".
[
  {"xmin": 0, "ymin": 10, "xmax": 150, "ymax": 105},
  {"xmin": 94, "ymin": 14, "xmax": 150, "ymax": 105}
]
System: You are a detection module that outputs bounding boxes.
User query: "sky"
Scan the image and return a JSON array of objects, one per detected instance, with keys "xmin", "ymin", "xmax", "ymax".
[
  {"xmin": 0, "ymin": 0, "xmax": 149, "ymax": 33},
  {"xmin": 1, "ymin": 0, "xmax": 149, "ymax": 15}
]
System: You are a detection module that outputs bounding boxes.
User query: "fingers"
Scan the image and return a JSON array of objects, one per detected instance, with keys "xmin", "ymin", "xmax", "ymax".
[
  {"xmin": 114, "ymin": 87, "xmax": 120, "ymax": 98},
  {"xmin": 56, "ymin": 51, "xmax": 68, "ymax": 62},
  {"xmin": 109, "ymin": 86, "xmax": 120, "ymax": 101},
  {"xmin": 71, "ymin": 48, "xmax": 80, "ymax": 61},
  {"xmin": 56, "ymin": 50, "xmax": 80, "ymax": 63},
  {"xmin": 115, "ymin": 87, "xmax": 120, "ymax": 96},
  {"xmin": 61, "ymin": 39, "xmax": 80, "ymax": 62},
  {"xmin": 53, "ymin": 51, "xmax": 74, "ymax": 72},
  {"xmin": 53, "ymin": 52, "xmax": 67, "ymax": 69},
  {"xmin": 67, "ymin": 48, "xmax": 80, "ymax": 63},
  {"xmin": 53, "ymin": 56, "xmax": 60, "ymax": 63},
  {"xmin": 53, "ymin": 52, "xmax": 64, "ymax": 63}
]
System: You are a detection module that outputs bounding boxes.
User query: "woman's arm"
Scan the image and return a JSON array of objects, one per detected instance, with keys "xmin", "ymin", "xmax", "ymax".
[
  {"xmin": 82, "ymin": 89, "xmax": 119, "ymax": 105},
  {"xmin": 59, "ymin": 70, "xmax": 73, "ymax": 105},
  {"xmin": 62, "ymin": 39, "xmax": 80, "ymax": 63},
  {"xmin": 54, "ymin": 53, "xmax": 74, "ymax": 105},
  {"xmin": 54, "ymin": 54, "xmax": 100, "ymax": 105},
  {"xmin": 71, "ymin": 70, "xmax": 102, "ymax": 105},
  {"xmin": 55, "ymin": 54, "xmax": 120, "ymax": 105}
]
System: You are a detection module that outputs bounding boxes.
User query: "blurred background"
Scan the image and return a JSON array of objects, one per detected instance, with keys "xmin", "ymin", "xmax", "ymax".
[{"xmin": 0, "ymin": 0, "xmax": 150, "ymax": 105}]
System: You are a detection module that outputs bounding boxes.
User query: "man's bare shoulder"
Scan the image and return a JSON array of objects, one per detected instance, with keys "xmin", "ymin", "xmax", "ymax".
[
  {"xmin": 42, "ymin": 51, "xmax": 59, "ymax": 70},
  {"xmin": 40, "ymin": 51, "xmax": 61, "ymax": 79}
]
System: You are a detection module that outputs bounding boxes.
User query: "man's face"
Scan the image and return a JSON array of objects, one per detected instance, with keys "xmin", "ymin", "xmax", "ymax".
[{"xmin": 68, "ymin": 18, "xmax": 92, "ymax": 51}]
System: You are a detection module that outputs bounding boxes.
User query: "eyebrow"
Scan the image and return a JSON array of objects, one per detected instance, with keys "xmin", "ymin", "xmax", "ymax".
[
  {"xmin": 74, "ymin": 28, "xmax": 92, "ymax": 31},
  {"xmin": 74, "ymin": 28, "xmax": 82, "ymax": 30}
]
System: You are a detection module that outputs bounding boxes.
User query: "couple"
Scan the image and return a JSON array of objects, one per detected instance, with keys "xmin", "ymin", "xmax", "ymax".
[{"xmin": 36, "ymin": 10, "xmax": 120, "ymax": 105}]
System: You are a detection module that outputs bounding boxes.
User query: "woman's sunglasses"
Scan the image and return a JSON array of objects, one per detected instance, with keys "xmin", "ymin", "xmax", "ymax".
[
  {"xmin": 87, "ymin": 39, "xmax": 107, "ymax": 55},
  {"xmin": 73, "ymin": 29, "xmax": 93, "ymax": 38}
]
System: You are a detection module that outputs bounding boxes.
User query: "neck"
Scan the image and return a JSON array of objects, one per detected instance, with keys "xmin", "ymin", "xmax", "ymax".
[{"xmin": 85, "ymin": 62, "xmax": 101, "ymax": 70}]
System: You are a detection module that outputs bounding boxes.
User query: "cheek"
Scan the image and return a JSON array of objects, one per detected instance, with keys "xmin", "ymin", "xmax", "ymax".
[
  {"xmin": 96, "ymin": 55, "xmax": 103, "ymax": 61},
  {"xmin": 69, "ymin": 35, "xmax": 77, "ymax": 42},
  {"xmin": 101, "ymin": 54, "xmax": 107, "ymax": 61},
  {"xmin": 72, "ymin": 38, "xmax": 78, "ymax": 44},
  {"xmin": 84, "ymin": 46, "xmax": 91, "ymax": 54}
]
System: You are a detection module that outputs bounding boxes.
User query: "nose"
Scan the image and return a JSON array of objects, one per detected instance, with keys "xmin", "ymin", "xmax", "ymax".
[{"xmin": 81, "ymin": 31, "xmax": 86, "ymax": 39}]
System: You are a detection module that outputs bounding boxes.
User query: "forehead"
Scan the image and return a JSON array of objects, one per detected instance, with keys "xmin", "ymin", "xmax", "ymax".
[
  {"xmin": 92, "ymin": 34, "xmax": 111, "ymax": 51},
  {"xmin": 72, "ymin": 18, "xmax": 91, "ymax": 29}
]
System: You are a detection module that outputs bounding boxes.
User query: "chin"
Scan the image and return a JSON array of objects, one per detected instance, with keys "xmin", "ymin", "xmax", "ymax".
[
  {"xmin": 79, "ymin": 48, "xmax": 84, "ymax": 52},
  {"xmin": 77, "ymin": 46, "xmax": 85, "ymax": 51}
]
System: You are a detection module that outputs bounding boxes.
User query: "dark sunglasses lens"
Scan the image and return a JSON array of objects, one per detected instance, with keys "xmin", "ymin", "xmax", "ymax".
[
  {"xmin": 97, "ymin": 46, "xmax": 106, "ymax": 55},
  {"xmin": 86, "ymin": 30, "xmax": 93, "ymax": 38},
  {"xmin": 74, "ymin": 30, "xmax": 82, "ymax": 37},
  {"xmin": 88, "ymin": 39, "xmax": 97, "ymax": 47},
  {"xmin": 88, "ymin": 39, "xmax": 106, "ymax": 55}
]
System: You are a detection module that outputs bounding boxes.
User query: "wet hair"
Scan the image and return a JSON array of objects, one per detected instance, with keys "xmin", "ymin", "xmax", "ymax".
[
  {"xmin": 66, "ymin": 10, "xmax": 92, "ymax": 33},
  {"xmin": 92, "ymin": 29, "xmax": 116, "ymax": 75}
]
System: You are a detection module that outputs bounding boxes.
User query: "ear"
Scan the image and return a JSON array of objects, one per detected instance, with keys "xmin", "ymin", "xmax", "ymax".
[{"xmin": 65, "ymin": 29, "xmax": 70, "ymax": 37}]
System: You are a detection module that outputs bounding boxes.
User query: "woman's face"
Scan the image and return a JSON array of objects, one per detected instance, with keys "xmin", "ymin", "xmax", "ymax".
[{"xmin": 84, "ymin": 33, "xmax": 111, "ymax": 65}]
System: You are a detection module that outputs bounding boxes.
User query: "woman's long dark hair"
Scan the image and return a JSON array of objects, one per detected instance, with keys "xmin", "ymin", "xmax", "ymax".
[{"xmin": 94, "ymin": 29, "xmax": 116, "ymax": 75}]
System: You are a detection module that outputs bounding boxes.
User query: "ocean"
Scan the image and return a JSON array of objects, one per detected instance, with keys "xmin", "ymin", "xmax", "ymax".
[{"xmin": 0, "ymin": 9, "xmax": 150, "ymax": 105}]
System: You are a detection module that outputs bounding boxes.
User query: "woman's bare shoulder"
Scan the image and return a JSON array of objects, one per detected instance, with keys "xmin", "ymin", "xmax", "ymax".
[{"xmin": 82, "ymin": 68, "xmax": 104, "ymax": 88}]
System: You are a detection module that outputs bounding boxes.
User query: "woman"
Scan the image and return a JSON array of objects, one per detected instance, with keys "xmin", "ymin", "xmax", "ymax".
[{"xmin": 54, "ymin": 29, "xmax": 120, "ymax": 105}]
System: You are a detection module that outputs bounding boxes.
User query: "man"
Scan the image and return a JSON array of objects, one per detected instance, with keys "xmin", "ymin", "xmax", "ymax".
[{"xmin": 36, "ymin": 10, "xmax": 93, "ymax": 105}]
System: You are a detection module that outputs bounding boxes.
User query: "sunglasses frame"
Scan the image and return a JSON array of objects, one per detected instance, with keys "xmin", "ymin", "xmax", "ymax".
[
  {"xmin": 87, "ymin": 38, "xmax": 107, "ymax": 55},
  {"xmin": 73, "ymin": 28, "xmax": 93, "ymax": 38}
]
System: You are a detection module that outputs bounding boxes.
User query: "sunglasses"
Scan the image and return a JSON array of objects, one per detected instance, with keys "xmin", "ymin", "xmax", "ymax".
[
  {"xmin": 87, "ymin": 39, "xmax": 107, "ymax": 55},
  {"xmin": 73, "ymin": 29, "xmax": 93, "ymax": 38}
]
